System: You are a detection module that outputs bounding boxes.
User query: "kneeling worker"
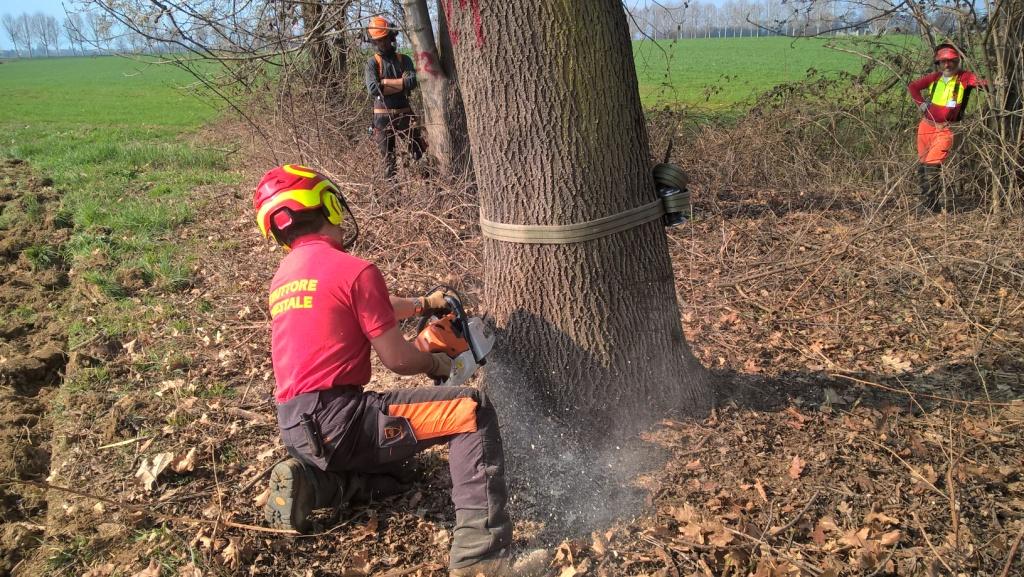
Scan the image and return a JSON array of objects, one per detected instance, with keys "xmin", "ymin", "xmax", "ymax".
[{"xmin": 254, "ymin": 164, "xmax": 548, "ymax": 576}]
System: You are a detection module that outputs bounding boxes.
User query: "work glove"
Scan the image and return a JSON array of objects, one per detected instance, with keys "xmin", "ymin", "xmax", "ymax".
[
  {"xmin": 917, "ymin": 101, "xmax": 930, "ymax": 113},
  {"xmin": 402, "ymin": 71, "xmax": 417, "ymax": 90},
  {"xmin": 428, "ymin": 352, "xmax": 452, "ymax": 380},
  {"xmin": 421, "ymin": 289, "xmax": 456, "ymax": 315}
]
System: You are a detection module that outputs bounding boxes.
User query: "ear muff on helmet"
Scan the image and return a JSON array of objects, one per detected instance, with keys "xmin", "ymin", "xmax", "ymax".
[{"xmin": 321, "ymin": 190, "xmax": 345, "ymax": 226}]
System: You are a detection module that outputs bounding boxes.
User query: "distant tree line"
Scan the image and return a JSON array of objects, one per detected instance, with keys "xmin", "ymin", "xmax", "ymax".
[
  {"xmin": 0, "ymin": 11, "xmax": 101, "ymax": 57},
  {"xmin": 0, "ymin": 8, "xmax": 174, "ymax": 57},
  {"xmin": 626, "ymin": 0, "xmax": 961, "ymax": 40}
]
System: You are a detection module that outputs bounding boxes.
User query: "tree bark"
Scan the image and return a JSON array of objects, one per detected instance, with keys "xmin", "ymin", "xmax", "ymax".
[
  {"xmin": 401, "ymin": 0, "xmax": 472, "ymax": 177},
  {"xmin": 303, "ymin": 1, "xmax": 330, "ymax": 79},
  {"xmin": 443, "ymin": 0, "xmax": 712, "ymax": 430}
]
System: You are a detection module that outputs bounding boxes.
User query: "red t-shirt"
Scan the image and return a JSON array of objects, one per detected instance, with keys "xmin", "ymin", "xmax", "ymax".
[
  {"xmin": 908, "ymin": 71, "xmax": 983, "ymax": 123},
  {"xmin": 268, "ymin": 235, "xmax": 396, "ymax": 404}
]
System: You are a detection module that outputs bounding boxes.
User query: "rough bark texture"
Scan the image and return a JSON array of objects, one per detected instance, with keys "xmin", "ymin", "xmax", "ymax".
[
  {"xmin": 443, "ymin": 0, "xmax": 712, "ymax": 428},
  {"xmin": 401, "ymin": 0, "xmax": 472, "ymax": 177}
]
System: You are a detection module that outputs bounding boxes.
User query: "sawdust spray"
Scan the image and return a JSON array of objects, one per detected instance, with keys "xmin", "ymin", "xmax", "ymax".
[{"xmin": 484, "ymin": 363, "xmax": 669, "ymax": 544}]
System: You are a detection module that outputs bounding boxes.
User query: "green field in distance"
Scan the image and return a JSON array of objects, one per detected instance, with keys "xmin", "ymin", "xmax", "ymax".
[{"xmin": 633, "ymin": 35, "xmax": 922, "ymax": 108}]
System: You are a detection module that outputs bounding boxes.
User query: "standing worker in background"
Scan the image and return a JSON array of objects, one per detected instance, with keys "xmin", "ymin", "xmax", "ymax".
[
  {"xmin": 908, "ymin": 43, "xmax": 986, "ymax": 212},
  {"xmin": 254, "ymin": 164, "xmax": 549, "ymax": 576},
  {"xmin": 365, "ymin": 16, "xmax": 425, "ymax": 181}
]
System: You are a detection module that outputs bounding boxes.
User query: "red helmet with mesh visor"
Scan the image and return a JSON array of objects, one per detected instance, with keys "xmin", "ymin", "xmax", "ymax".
[
  {"xmin": 934, "ymin": 46, "xmax": 959, "ymax": 62},
  {"xmin": 253, "ymin": 164, "xmax": 346, "ymax": 244}
]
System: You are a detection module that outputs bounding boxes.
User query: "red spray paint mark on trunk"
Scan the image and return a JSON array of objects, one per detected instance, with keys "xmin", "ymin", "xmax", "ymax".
[
  {"xmin": 441, "ymin": 0, "xmax": 460, "ymax": 46},
  {"xmin": 443, "ymin": 0, "xmax": 485, "ymax": 48},
  {"xmin": 415, "ymin": 51, "xmax": 441, "ymax": 77}
]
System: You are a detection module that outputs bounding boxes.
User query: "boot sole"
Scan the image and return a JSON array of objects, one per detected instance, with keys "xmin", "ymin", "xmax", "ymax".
[{"xmin": 265, "ymin": 460, "xmax": 311, "ymax": 532}]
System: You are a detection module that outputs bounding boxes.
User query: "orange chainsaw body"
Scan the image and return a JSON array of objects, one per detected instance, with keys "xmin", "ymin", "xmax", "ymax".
[{"xmin": 413, "ymin": 313, "xmax": 470, "ymax": 358}]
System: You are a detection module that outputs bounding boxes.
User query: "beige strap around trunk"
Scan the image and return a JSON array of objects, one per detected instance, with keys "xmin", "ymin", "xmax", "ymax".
[
  {"xmin": 479, "ymin": 199, "xmax": 665, "ymax": 245},
  {"xmin": 478, "ymin": 164, "xmax": 691, "ymax": 245}
]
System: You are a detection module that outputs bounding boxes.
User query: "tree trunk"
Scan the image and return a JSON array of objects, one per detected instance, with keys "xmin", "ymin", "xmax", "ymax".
[
  {"xmin": 303, "ymin": 1, "xmax": 333, "ymax": 83},
  {"xmin": 401, "ymin": 0, "xmax": 472, "ymax": 177},
  {"xmin": 442, "ymin": 0, "xmax": 712, "ymax": 430}
]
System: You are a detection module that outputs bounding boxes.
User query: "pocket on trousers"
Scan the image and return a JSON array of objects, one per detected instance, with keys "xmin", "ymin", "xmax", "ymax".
[{"xmin": 377, "ymin": 413, "xmax": 417, "ymax": 449}]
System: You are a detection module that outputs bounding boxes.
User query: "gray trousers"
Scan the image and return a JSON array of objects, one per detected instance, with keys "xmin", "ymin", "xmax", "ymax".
[{"xmin": 277, "ymin": 385, "xmax": 511, "ymax": 567}]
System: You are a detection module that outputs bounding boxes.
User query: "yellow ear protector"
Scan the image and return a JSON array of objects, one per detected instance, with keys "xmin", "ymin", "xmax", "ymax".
[
  {"xmin": 321, "ymin": 189, "xmax": 345, "ymax": 226},
  {"xmin": 262, "ymin": 172, "xmax": 359, "ymax": 250},
  {"xmin": 323, "ymin": 185, "xmax": 360, "ymax": 250}
]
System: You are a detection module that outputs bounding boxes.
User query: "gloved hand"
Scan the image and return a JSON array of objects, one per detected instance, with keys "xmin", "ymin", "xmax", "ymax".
[
  {"xmin": 402, "ymin": 71, "xmax": 417, "ymax": 90},
  {"xmin": 917, "ymin": 101, "xmax": 930, "ymax": 113},
  {"xmin": 422, "ymin": 289, "xmax": 455, "ymax": 314},
  {"xmin": 428, "ymin": 352, "xmax": 452, "ymax": 380}
]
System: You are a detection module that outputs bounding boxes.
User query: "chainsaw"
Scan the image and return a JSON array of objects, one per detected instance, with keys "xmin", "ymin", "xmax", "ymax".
[{"xmin": 413, "ymin": 290, "xmax": 495, "ymax": 387}]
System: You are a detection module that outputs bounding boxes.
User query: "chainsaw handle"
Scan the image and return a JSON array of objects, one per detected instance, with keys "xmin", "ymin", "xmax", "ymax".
[{"xmin": 446, "ymin": 296, "xmax": 487, "ymax": 367}]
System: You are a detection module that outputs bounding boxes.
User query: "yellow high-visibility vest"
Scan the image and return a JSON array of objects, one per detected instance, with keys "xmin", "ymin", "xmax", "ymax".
[{"xmin": 928, "ymin": 74, "xmax": 965, "ymax": 107}]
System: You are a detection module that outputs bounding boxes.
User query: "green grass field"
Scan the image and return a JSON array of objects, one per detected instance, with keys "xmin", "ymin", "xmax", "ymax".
[
  {"xmin": 633, "ymin": 35, "xmax": 922, "ymax": 108},
  {"xmin": 0, "ymin": 56, "xmax": 233, "ymax": 344}
]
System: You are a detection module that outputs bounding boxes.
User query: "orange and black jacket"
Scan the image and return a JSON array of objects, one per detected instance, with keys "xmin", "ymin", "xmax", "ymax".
[{"xmin": 365, "ymin": 51, "xmax": 417, "ymax": 111}]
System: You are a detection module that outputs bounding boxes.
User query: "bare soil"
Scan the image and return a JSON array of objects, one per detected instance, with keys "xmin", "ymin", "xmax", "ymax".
[
  {"xmin": 0, "ymin": 159, "xmax": 70, "ymax": 575},
  {"xmin": 8, "ymin": 134, "xmax": 1024, "ymax": 577}
]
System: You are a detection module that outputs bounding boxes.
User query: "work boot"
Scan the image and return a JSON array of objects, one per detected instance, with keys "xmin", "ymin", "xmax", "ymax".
[
  {"xmin": 917, "ymin": 164, "xmax": 942, "ymax": 213},
  {"xmin": 449, "ymin": 549, "xmax": 552, "ymax": 577},
  {"xmin": 264, "ymin": 458, "xmax": 348, "ymax": 532}
]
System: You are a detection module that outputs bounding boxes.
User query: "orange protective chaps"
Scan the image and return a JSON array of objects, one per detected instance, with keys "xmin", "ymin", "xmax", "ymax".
[{"xmin": 916, "ymin": 119, "xmax": 954, "ymax": 165}]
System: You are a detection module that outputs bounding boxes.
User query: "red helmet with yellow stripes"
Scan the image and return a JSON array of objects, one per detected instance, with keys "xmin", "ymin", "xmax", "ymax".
[{"xmin": 253, "ymin": 164, "xmax": 346, "ymax": 244}]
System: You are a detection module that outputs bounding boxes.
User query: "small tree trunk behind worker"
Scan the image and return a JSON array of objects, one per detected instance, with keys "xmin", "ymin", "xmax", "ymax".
[
  {"xmin": 365, "ymin": 16, "xmax": 427, "ymax": 181},
  {"xmin": 253, "ymin": 164, "xmax": 550, "ymax": 577},
  {"xmin": 908, "ymin": 43, "xmax": 986, "ymax": 212}
]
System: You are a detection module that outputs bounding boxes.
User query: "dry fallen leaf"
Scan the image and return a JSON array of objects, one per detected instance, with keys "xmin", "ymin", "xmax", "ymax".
[
  {"xmin": 879, "ymin": 530, "xmax": 901, "ymax": 546},
  {"xmin": 219, "ymin": 537, "xmax": 242, "ymax": 570},
  {"xmin": 880, "ymin": 353, "xmax": 912, "ymax": 372},
  {"xmin": 787, "ymin": 455, "xmax": 806, "ymax": 480},
  {"xmin": 754, "ymin": 478, "xmax": 768, "ymax": 502},
  {"xmin": 591, "ymin": 530, "xmax": 607, "ymax": 557},
  {"xmin": 708, "ymin": 527, "xmax": 735, "ymax": 548},
  {"xmin": 130, "ymin": 559, "xmax": 161, "ymax": 577},
  {"xmin": 135, "ymin": 452, "xmax": 174, "ymax": 492},
  {"xmin": 256, "ymin": 445, "xmax": 279, "ymax": 461},
  {"xmin": 254, "ymin": 487, "xmax": 271, "ymax": 507},
  {"xmin": 669, "ymin": 504, "xmax": 697, "ymax": 523},
  {"xmin": 839, "ymin": 527, "xmax": 871, "ymax": 548},
  {"xmin": 811, "ymin": 516, "xmax": 840, "ymax": 545},
  {"xmin": 864, "ymin": 511, "xmax": 900, "ymax": 527},
  {"xmin": 202, "ymin": 503, "xmax": 220, "ymax": 519},
  {"xmin": 171, "ymin": 447, "xmax": 197, "ymax": 474},
  {"xmin": 784, "ymin": 406, "xmax": 810, "ymax": 429},
  {"xmin": 178, "ymin": 563, "xmax": 204, "ymax": 577},
  {"xmin": 82, "ymin": 563, "xmax": 117, "ymax": 577}
]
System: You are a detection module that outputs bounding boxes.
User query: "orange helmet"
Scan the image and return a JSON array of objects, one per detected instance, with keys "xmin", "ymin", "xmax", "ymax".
[
  {"xmin": 253, "ymin": 164, "xmax": 345, "ymax": 244},
  {"xmin": 934, "ymin": 45, "xmax": 960, "ymax": 62},
  {"xmin": 368, "ymin": 16, "xmax": 394, "ymax": 40}
]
